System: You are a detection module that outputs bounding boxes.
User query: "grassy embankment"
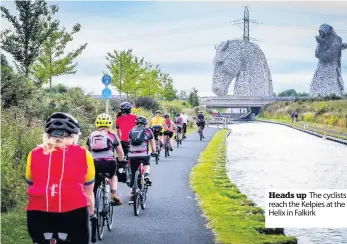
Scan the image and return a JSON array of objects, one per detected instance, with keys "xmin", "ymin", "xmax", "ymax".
[
  {"xmin": 258, "ymin": 100, "xmax": 347, "ymax": 140},
  {"xmin": 190, "ymin": 130, "xmax": 297, "ymax": 244}
]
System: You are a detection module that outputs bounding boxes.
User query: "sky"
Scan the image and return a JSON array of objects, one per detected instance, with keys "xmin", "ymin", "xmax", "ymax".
[{"xmin": 1, "ymin": 1, "xmax": 347, "ymax": 97}]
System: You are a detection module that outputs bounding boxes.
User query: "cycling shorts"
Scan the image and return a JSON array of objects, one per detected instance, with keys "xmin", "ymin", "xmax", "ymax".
[
  {"xmin": 121, "ymin": 141, "xmax": 130, "ymax": 157},
  {"xmin": 27, "ymin": 207, "xmax": 89, "ymax": 244},
  {"xmin": 151, "ymin": 126, "xmax": 163, "ymax": 139},
  {"xmin": 164, "ymin": 130, "xmax": 174, "ymax": 138},
  {"xmin": 176, "ymin": 127, "xmax": 182, "ymax": 133},
  {"xmin": 196, "ymin": 122, "xmax": 205, "ymax": 130}
]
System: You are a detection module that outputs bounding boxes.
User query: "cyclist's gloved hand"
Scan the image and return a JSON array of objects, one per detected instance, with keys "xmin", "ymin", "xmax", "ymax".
[{"xmin": 90, "ymin": 209, "xmax": 97, "ymax": 221}]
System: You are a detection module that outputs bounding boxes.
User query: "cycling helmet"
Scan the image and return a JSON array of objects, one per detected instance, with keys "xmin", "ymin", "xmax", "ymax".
[
  {"xmin": 136, "ymin": 116, "xmax": 148, "ymax": 126},
  {"xmin": 164, "ymin": 113, "xmax": 170, "ymax": 119},
  {"xmin": 155, "ymin": 110, "xmax": 162, "ymax": 115},
  {"xmin": 198, "ymin": 111, "xmax": 203, "ymax": 114},
  {"xmin": 45, "ymin": 112, "xmax": 81, "ymax": 136},
  {"xmin": 176, "ymin": 113, "xmax": 180, "ymax": 117},
  {"xmin": 95, "ymin": 113, "xmax": 112, "ymax": 128},
  {"xmin": 120, "ymin": 102, "xmax": 132, "ymax": 114}
]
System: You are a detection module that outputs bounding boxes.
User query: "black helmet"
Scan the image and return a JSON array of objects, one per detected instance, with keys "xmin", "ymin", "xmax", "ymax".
[
  {"xmin": 176, "ymin": 113, "xmax": 180, "ymax": 117},
  {"xmin": 120, "ymin": 102, "xmax": 132, "ymax": 114},
  {"xmin": 135, "ymin": 116, "xmax": 148, "ymax": 126},
  {"xmin": 155, "ymin": 110, "xmax": 162, "ymax": 115},
  {"xmin": 164, "ymin": 113, "xmax": 169, "ymax": 119},
  {"xmin": 45, "ymin": 112, "xmax": 81, "ymax": 136}
]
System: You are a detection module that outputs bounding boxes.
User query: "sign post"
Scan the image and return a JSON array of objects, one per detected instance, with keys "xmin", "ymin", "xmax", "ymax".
[{"xmin": 101, "ymin": 74, "xmax": 112, "ymax": 114}]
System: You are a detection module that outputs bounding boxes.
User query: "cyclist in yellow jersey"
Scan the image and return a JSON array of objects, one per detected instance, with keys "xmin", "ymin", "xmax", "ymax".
[{"xmin": 149, "ymin": 110, "xmax": 167, "ymax": 146}]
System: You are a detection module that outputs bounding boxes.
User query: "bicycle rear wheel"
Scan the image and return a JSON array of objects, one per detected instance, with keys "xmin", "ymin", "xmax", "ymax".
[
  {"xmin": 133, "ymin": 170, "xmax": 141, "ymax": 216},
  {"xmin": 165, "ymin": 138, "xmax": 169, "ymax": 157},
  {"xmin": 96, "ymin": 188, "xmax": 105, "ymax": 240},
  {"xmin": 199, "ymin": 127, "xmax": 203, "ymax": 141},
  {"xmin": 177, "ymin": 134, "xmax": 179, "ymax": 148},
  {"xmin": 141, "ymin": 186, "xmax": 148, "ymax": 210}
]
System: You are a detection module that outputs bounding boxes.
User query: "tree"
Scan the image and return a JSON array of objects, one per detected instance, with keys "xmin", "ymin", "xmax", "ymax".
[
  {"xmin": 278, "ymin": 89, "xmax": 298, "ymax": 97},
  {"xmin": 179, "ymin": 90, "xmax": 188, "ymax": 100},
  {"xmin": 1, "ymin": 54, "xmax": 37, "ymax": 109},
  {"xmin": 1, "ymin": 0, "xmax": 59, "ymax": 74},
  {"xmin": 30, "ymin": 6, "xmax": 87, "ymax": 88},
  {"xmin": 160, "ymin": 75, "xmax": 177, "ymax": 101},
  {"xmin": 138, "ymin": 62, "xmax": 161, "ymax": 97},
  {"xmin": 106, "ymin": 49, "xmax": 134, "ymax": 97},
  {"xmin": 188, "ymin": 87, "xmax": 200, "ymax": 107}
]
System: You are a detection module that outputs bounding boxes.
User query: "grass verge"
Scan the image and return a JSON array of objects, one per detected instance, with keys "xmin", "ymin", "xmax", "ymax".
[
  {"xmin": 1, "ymin": 207, "xmax": 29, "ymax": 244},
  {"xmin": 190, "ymin": 130, "xmax": 297, "ymax": 244},
  {"xmin": 259, "ymin": 118, "xmax": 347, "ymax": 140}
]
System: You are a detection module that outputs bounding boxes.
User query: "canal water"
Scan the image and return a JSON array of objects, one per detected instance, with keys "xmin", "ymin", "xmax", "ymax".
[{"xmin": 226, "ymin": 122, "xmax": 347, "ymax": 244}]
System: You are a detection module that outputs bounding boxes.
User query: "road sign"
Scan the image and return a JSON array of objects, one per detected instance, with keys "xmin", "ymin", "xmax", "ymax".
[
  {"xmin": 102, "ymin": 87, "xmax": 112, "ymax": 99},
  {"xmin": 102, "ymin": 74, "xmax": 112, "ymax": 85}
]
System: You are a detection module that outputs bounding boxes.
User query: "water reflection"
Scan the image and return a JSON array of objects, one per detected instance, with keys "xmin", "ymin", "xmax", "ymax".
[{"xmin": 226, "ymin": 122, "xmax": 347, "ymax": 244}]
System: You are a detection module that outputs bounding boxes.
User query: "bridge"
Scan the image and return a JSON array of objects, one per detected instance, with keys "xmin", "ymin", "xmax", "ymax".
[{"xmin": 200, "ymin": 96, "xmax": 307, "ymax": 120}]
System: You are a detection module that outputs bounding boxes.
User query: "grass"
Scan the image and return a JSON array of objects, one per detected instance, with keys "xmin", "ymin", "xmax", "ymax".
[
  {"xmin": 259, "ymin": 118, "xmax": 347, "ymax": 140},
  {"xmin": 1, "ymin": 207, "xmax": 30, "ymax": 244},
  {"xmin": 190, "ymin": 130, "xmax": 297, "ymax": 244}
]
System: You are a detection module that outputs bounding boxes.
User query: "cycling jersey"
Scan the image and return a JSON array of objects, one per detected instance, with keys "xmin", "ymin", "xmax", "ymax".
[
  {"xmin": 164, "ymin": 119, "xmax": 176, "ymax": 132},
  {"xmin": 174, "ymin": 116, "xmax": 183, "ymax": 127},
  {"xmin": 128, "ymin": 128, "xmax": 154, "ymax": 157},
  {"xmin": 116, "ymin": 114, "xmax": 137, "ymax": 142},
  {"xmin": 197, "ymin": 114, "xmax": 205, "ymax": 123},
  {"xmin": 25, "ymin": 146, "xmax": 95, "ymax": 213},
  {"xmin": 150, "ymin": 116, "xmax": 165, "ymax": 132}
]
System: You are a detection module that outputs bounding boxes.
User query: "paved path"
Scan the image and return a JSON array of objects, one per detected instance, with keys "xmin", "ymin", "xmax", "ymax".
[{"xmin": 99, "ymin": 127, "xmax": 219, "ymax": 244}]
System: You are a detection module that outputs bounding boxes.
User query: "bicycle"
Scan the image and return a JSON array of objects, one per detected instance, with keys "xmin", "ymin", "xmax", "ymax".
[
  {"xmin": 131, "ymin": 158, "xmax": 154, "ymax": 216},
  {"xmin": 154, "ymin": 137, "xmax": 161, "ymax": 164},
  {"xmin": 164, "ymin": 133, "xmax": 170, "ymax": 157},
  {"xmin": 38, "ymin": 232, "xmax": 71, "ymax": 243},
  {"xmin": 175, "ymin": 127, "xmax": 183, "ymax": 148},
  {"xmin": 198, "ymin": 124, "xmax": 204, "ymax": 141},
  {"xmin": 92, "ymin": 173, "xmax": 115, "ymax": 241}
]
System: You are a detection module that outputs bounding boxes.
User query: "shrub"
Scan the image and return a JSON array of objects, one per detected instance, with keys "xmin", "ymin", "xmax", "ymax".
[
  {"xmin": 1, "ymin": 108, "xmax": 43, "ymax": 212},
  {"xmin": 134, "ymin": 97, "xmax": 161, "ymax": 113}
]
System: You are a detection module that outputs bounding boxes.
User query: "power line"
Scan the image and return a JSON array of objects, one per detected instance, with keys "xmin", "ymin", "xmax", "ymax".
[{"xmin": 115, "ymin": 21, "xmax": 233, "ymax": 42}]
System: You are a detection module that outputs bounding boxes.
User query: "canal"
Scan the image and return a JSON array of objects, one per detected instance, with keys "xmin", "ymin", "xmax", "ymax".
[{"xmin": 226, "ymin": 122, "xmax": 347, "ymax": 244}]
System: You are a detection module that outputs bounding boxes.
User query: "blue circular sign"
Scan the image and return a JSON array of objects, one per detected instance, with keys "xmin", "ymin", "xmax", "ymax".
[
  {"xmin": 102, "ymin": 87, "xmax": 112, "ymax": 99},
  {"xmin": 102, "ymin": 74, "xmax": 112, "ymax": 85}
]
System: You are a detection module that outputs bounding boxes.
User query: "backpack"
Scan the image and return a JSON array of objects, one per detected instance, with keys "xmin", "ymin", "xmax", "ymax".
[
  {"xmin": 129, "ymin": 127, "xmax": 147, "ymax": 146},
  {"xmin": 176, "ymin": 117, "xmax": 183, "ymax": 124},
  {"xmin": 89, "ymin": 130, "xmax": 112, "ymax": 152}
]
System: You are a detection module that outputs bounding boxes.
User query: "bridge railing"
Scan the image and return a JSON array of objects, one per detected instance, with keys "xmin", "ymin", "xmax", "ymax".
[{"xmin": 206, "ymin": 117, "xmax": 228, "ymax": 129}]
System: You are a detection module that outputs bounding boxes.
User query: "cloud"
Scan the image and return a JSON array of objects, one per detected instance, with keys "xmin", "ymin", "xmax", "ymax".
[{"xmin": 1, "ymin": 1, "xmax": 347, "ymax": 96}]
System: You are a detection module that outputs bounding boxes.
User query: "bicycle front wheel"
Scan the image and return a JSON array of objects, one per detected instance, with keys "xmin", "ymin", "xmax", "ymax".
[{"xmin": 106, "ymin": 200, "xmax": 114, "ymax": 231}]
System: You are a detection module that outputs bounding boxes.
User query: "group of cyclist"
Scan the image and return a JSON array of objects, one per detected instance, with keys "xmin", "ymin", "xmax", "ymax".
[{"xmin": 25, "ymin": 101, "xmax": 206, "ymax": 244}]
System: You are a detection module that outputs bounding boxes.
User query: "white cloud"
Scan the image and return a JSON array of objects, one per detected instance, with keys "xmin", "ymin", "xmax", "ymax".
[{"xmin": 1, "ymin": 1, "xmax": 347, "ymax": 96}]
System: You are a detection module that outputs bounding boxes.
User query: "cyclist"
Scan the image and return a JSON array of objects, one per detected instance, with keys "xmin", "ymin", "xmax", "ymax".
[
  {"xmin": 86, "ymin": 113, "xmax": 124, "ymax": 206},
  {"xmin": 25, "ymin": 112, "xmax": 95, "ymax": 244},
  {"xmin": 174, "ymin": 113, "xmax": 183, "ymax": 142},
  {"xmin": 196, "ymin": 111, "xmax": 206, "ymax": 139},
  {"xmin": 116, "ymin": 102, "xmax": 137, "ymax": 157},
  {"xmin": 149, "ymin": 110, "xmax": 167, "ymax": 147},
  {"xmin": 163, "ymin": 113, "xmax": 176, "ymax": 151},
  {"xmin": 127, "ymin": 117, "xmax": 156, "ymax": 205},
  {"xmin": 181, "ymin": 111, "xmax": 189, "ymax": 139}
]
